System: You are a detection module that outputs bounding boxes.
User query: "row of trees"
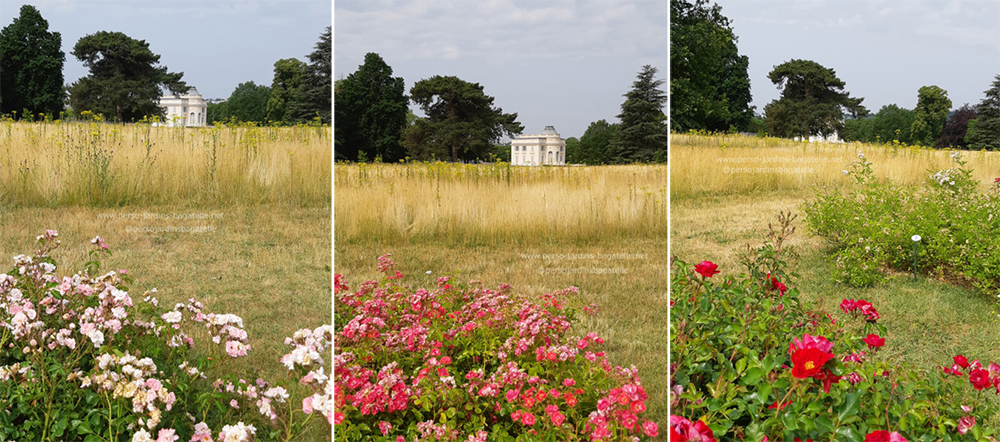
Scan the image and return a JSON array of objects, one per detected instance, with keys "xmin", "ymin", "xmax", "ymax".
[
  {"xmin": 0, "ymin": 5, "xmax": 330, "ymax": 124},
  {"xmin": 208, "ymin": 31, "xmax": 331, "ymax": 126},
  {"xmin": 671, "ymin": 0, "xmax": 999, "ymax": 151},
  {"xmin": 335, "ymin": 53, "xmax": 667, "ymax": 164}
]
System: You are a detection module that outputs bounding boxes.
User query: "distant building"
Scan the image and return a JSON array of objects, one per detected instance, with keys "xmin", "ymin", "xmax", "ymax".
[
  {"xmin": 511, "ymin": 126, "xmax": 566, "ymax": 165},
  {"xmin": 158, "ymin": 87, "xmax": 207, "ymax": 127}
]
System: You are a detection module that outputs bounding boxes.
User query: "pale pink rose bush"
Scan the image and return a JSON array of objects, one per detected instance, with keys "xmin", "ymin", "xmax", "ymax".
[
  {"xmin": 334, "ymin": 254, "xmax": 659, "ymax": 441},
  {"xmin": 0, "ymin": 231, "xmax": 332, "ymax": 441}
]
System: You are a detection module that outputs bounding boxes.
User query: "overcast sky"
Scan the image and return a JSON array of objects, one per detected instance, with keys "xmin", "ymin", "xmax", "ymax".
[
  {"xmin": 334, "ymin": 0, "xmax": 668, "ymax": 140},
  {"xmin": 713, "ymin": 0, "xmax": 1000, "ymax": 116},
  {"xmin": 0, "ymin": 0, "xmax": 332, "ymax": 100}
]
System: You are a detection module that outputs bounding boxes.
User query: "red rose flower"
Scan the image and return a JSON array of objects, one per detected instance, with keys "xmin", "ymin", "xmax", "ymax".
[
  {"xmin": 791, "ymin": 347, "xmax": 833, "ymax": 379},
  {"xmin": 970, "ymin": 368, "xmax": 991, "ymax": 390},
  {"xmin": 954, "ymin": 355, "xmax": 971, "ymax": 369},
  {"xmin": 765, "ymin": 273, "xmax": 789, "ymax": 295},
  {"xmin": 670, "ymin": 415, "xmax": 715, "ymax": 442},
  {"xmin": 840, "ymin": 299, "xmax": 857, "ymax": 313},
  {"xmin": 788, "ymin": 333, "xmax": 834, "ymax": 355},
  {"xmin": 694, "ymin": 261, "xmax": 720, "ymax": 278},
  {"xmin": 958, "ymin": 415, "xmax": 977, "ymax": 435},
  {"xmin": 862, "ymin": 334, "xmax": 885, "ymax": 349},
  {"xmin": 865, "ymin": 430, "xmax": 908, "ymax": 442},
  {"xmin": 768, "ymin": 400, "xmax": 791, "ymax": 410},
  {"xmin": 813, "ymin": 370, "xmax": 843, "ymax": 393}
]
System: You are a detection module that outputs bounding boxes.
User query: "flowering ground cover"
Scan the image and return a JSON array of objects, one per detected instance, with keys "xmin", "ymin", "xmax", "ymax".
[
  {"xmin": 334, "ymin": 253, "xmax": 661, "ymax": 440},
  {"xmin": 0, "ymin": 230, "xmax": 334, "ymax": 441}
]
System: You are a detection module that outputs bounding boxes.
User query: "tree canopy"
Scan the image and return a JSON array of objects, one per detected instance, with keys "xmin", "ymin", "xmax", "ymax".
[
  {"xmin": 577, "ymin": 120, "xmax": 620, "ymax": 165},
  {"xmin": 965, "ymin": 75, "xmax": 1000, "ymax": 151},
  {"xmin": 226, "ymin": 81, "xmax": 271, "ymax": 125},
  {"xmin": 670, "ymin": 0, "xmax": 753, "ymax": 132},
  {"xmin": 403, "ymin": 75, "xmax": 522, "ymax": 162},
  {"xmin": 910, "ymin": 85, "xmax": 951, "ymax": 147},
  {"xmin": 288, "ymin": 27, "xmax": 331, "ymax": 124},
  {"xmin": 763, "ymin": 59, "xmax": 867, "ymax": 139},
  {"xmin": 611, "ymin": 65, "xmax": 667, "ymax": 163},
  {"xmin": 842, "ymin": 105, "xmax": 916, "ymax": 145},
  {"xmin": 936, "ymin": 104, "xmax": 976, "ymax": 150},
  {"xmin": 0, "ymin": 5, "xmax": 65, "ymax": 119},
  {"xmin": 265, "ymin": 58, "xmax": 307, "ymax": 124},
  {"xmin": 334, "ymin": 52, "xmax": 408, "ymax": 162},
  {"xmin": 68, "ymin": 31, "xmax": 188, "ymax": 123}
]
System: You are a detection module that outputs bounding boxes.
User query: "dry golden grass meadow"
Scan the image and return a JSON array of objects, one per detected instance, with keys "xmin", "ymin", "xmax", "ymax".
[
  {"xmin": 0, "ymin": 119, "xmax": 332, "ymax": 440},
  {"xmin": 334, "ymin": 161, "xmax": 670, "ymax": 431},
  {"xmin": 671, "ymin": 132, "xmax": 1000, "ymax": 399}
]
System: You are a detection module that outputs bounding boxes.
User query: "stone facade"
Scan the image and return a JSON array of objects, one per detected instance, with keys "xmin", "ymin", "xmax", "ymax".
[
  {"xmin": 158, "ymin": 87, "xmax": 207, "ymax": 127},
  {"xmin": 511, "ymin": 126, "xmax": 565, "ymax": 165}
]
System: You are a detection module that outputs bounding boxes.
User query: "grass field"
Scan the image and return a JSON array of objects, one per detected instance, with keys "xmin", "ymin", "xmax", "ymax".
[
  {"xmin": 1, "ymin": 120, "xmax": 332, "ymax": 440},
  {"xmin": 334, "ymin": 162, "xmax": 669, "ymax": 437},
  {"xmin": 0, "ymin": 119, "xmax": 331, "ymax": 207},
  {"xmin": 670, "ymin": 133, "xmax": 1000, "ymax": 424},
  {"xmin": 670, "ymin": 132, "xmax": 1000, "ymax": 199}
]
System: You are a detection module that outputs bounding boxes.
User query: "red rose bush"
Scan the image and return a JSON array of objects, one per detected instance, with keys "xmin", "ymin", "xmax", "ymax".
[{"xmin": 671, "ymin": 215, "xmax": 1000, "ymax": 442}]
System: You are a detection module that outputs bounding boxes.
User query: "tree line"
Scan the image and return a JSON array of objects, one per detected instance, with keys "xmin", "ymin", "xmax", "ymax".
[
  {"xmin": 335, "ymin": 53, "xmax": 666, "ymax": 164},
  {"xmin": 0, "ymin": 5, "xmax": 330, "ymax": 125},
  {"xmin": 671, "ymin": 0, "xmax": 999, "ymax": 151}
]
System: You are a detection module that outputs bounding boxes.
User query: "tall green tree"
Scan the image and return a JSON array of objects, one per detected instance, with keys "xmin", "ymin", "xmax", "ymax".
[
  {"xmin": 226, "ymin": 81, "xmax": 271, "ymax": 124},
  {"xmin": 965, "ymin": 75, "xmax": 1000, "ymax": 151},
  {"xmin": 403, "ymin": 75, "xmax": 522, "ymax": 162},
  {"xmin": 289, "ymin": 27, "xmax": 331, "ymax": 124},
  {"xmin": 334, "ymin": 53, "xmax": 408, "ymax": 162},
  {"xmin": 763, "ymin": 59, "xmax": 867, "ymax": 139},
  {"xmin": 206, "ymin": 101, "xmax": 229, "ymax": 125},
  {"xmin": 564, "ymin": 137, "xmax": 581, "ymax": 164},
  {"xmin": 842, "ymin": 117, "xmax": 874, "ymax": 143},
  {"xmin": 670, "ymin": 0, "xmax": 753, "ymax": 132},
  {"xmin": 0, "ymin": 5, "xmax": 65, "ymax": 119},
  {"xmin": 265, "ymin": 58, "xmax": 306, "ymax": 124},
  {"xmin": 871, "ymin": 104, "xmax": 915, "ymax": 145},
  {"xmin": 611, "ymin": 65, "xmax": 667, "ymax": 163},
  {"xmin": 578, "ymin": 120, "xmax": 620, "ymax": 165},
  {"xmin": 68, "ymin": 31, "xmax": 187, "ymax": 123},
  {"xmin": 936, "ymin": 104, "xmax": 976, "ymax": 149},
  {"xmin": 910, "ymin": 85, "xmax": 951, "ymax": 147}
]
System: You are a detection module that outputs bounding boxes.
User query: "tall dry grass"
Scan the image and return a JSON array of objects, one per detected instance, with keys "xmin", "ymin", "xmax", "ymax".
[
  {"xmin": 0, "ymin": 118, "xmax": 331, "ymax": 207},
  {"xmin": 671, "ymin": 132, "xmax": 1000, "ymax": 199},
  {"xmin": 334, "ymin": 162, "xmax": 668, "ymax": 245}
]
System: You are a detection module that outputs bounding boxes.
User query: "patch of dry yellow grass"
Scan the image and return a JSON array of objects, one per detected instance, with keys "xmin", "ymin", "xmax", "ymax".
[
  {"xmin": 335, "ymin": 162, "xmax": 667, "ymax": 245},
  {"xmin": 0, "ymin": 119, "xmax": 331, "ymax": 206},
  {"xmin": 671, "ymin": 132, "xmax": 1000, "ymax": 199}
]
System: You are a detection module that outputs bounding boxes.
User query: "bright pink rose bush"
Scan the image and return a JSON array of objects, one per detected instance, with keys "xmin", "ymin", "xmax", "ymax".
[
  {"xmin": 334, "ymin": 254, "xmax": 658, "ymax": 441},
  {"xmin": 0, "ymin": 231, "xmax": 332, "ymax": 441},
  {"xmin": 671, "ymin": 215, "xmax": 1000, "ymax": 441}
]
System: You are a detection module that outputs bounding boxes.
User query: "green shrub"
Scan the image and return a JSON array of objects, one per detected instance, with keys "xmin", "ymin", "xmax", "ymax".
[{"xmin": 803, "ymin": 151, "xmax": 1000, "ymax": 299}]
